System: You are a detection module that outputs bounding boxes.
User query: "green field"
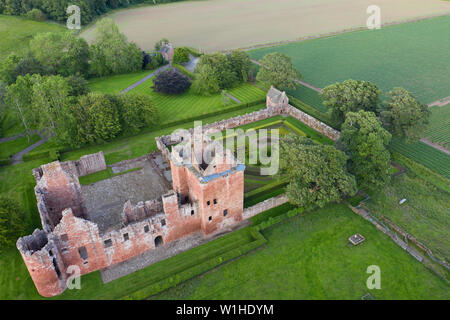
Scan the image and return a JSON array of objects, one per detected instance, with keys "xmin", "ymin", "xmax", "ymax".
[
  {"xmin": 366, "ymin": 171, "xmax": 450, "ymax": 263},
  {"xmin": 0, "ymin": 15, "xmax": 65, "ymax": 61},
  {"xmin": 153, "ymin": 204, "xmax": 449, "ymax": 300},
  {"xmin": 0, "ymin": 135, "xmax": 41, "ymax": 158},
  {"xmin": 424, "ymin": 104, "xmax": 450, "ymax": 149},
  {"xmin": 250, "ymin": 15, "xmax": 450, "ymax": 104},
  {"xmin": 87, "ymin": 70, "xmax": 154, "ymax": 94},
  {"xmin": 132, "ymin": 78, "xmax": 266, "ymax": 124},
  {"xmin": 389, "ymin": 138, "xmax": 450, "ymax": 179}
]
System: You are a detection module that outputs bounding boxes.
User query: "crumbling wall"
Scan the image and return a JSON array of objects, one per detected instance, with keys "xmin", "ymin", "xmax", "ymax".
[
  {"xmin": 74, "ymin": 152, "xmax": 106, "ymax": 177},
  {"xmin": 243, "ymin": 194, "xmax": 289, "ymax": 220},
  {"xmin": 35, "ymin": 162, "xmax": 87, "ymax": 232},
  {"xmin": 121, "ymin": 199, "xmax": 163, "ymax": 224}
]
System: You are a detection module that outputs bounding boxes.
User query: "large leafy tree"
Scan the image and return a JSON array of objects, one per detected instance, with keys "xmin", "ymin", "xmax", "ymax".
[
  {"xmin": 0, "ymin": 196, "xmax": 26, "ymax": 252},
  {"xmin": 5, "ymin": 75, "xmax": 34, "ymax": 141},
  {"xmin": 280, "ymin": 135, "xmax": 357, "ymax": 209},
  {"xmin": 192, "ymin": 64, "xmax": 220, "ymax": 96},
  {"xmin": 380, "ymin": 87, "xmax": 430, "ymax": 142},
  {"xmin": 194, "ymin": 53, "xmax": 238, "ymax": 90},
  {"xmin": 227, "ymin": 50, "xmax": 251, "ymax": 83},
  {"xmin": 30, "ymin": 31, "xmax": 90, "ymax": 77},
  {"xmin": 321, "ymin": 79, "xmax": 382, "ymax": 126},
  {"xmin": 0, "ymin": 54, "xmax": 21, "ymax": 85},
  {"xmin": 89, "ymin": 18, "xmax": 143, "ymax": 77},
  {"xmin": 339, "ymin": 110, "xmax": 392, "ymax": 191},
  {"xmin": 87, "ymin": 92, "xmax": 122, "ymax": 142},
  {"xmin": 172, "ymin": 47, "xmax": 190, "ymax": 65},
  {"xmin": 152, "ymin": 69, "xmax": 191, "ymax": 95},
  {"xmin": 117, "ymin": 93, "xmax": 159, "ymax": 135},
  {"xmin": 256, "ymin": 52, "xmax": 301, "ymax": 91}
]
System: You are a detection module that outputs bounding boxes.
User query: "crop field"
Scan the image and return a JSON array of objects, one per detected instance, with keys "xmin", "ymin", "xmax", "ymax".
[
  {"xmin": 389, "ymin": 138, "xmax": 450, "ymax": 179},
  {"xmin": 250, "ymin": 15, "xmax": 450, "ymax": 104},
  {"xmin": 0, "ymin": 15, "xmax": 65, "ymax": 60},
  {"xmin": 80, "ymin": 0, "xmax": 449, "ymax": 53},
  {"xmin": 423, "ymin": 104, "xmax": 450, "ymax": 149},
  {"xmin": 153, "ymin": 204, "xmax": 449, "ymax": 300}
]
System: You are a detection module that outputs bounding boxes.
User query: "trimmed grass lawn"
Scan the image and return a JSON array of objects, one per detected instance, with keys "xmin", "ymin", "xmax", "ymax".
[
  {"xmin": 87, "ymin": 70, "xmax": 154, "ymax": 94},
  {"xmin": 287, "ymin": 85, "xmax": 327, "ymax": 113},
  {"xmin": 424, "ymin": 104, "xmax": 450, "ymax": 149},
  {"xmin": 365, "ymin": 171, "xmax": 450, "ymax": 263},
  {"xmin": 153, "ymin": 204, "xmax": 449, "ymax": 300},
  {"xmin": 0, "ymin": 135, "xmax": 41, "ymax": 158},
  {"xmin": 250, "ymin": 15, "xmax": 450, "ymax": 104},
  {"xmin": 0, "ymin": 15, "xmax": 65, "ymax": 60},
  {"xmin": 389, "ymin": 138, "xmax": 450, "ymax": 179},
  {"xmin": 132, "ymin": 78, "xmax": 265, "ymax": 124}
]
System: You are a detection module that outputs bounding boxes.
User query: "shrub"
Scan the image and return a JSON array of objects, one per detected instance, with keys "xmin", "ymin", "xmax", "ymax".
[
  {"xmin": 26, "ymin": 9, "xmax": 47, "ymax": 21},
  {"xmin": 173, "ymin": 47, "xmax": 190, "ymax": 64},
  {"xmin": 152, "ymin": 69, "xmax": 191, "ymax": 95}
]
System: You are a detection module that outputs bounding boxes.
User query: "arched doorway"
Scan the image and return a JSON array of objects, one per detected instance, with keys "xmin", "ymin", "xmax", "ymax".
[{"xmin": 154, "ymin": 236, "xmax": 163, "ymax": 248}]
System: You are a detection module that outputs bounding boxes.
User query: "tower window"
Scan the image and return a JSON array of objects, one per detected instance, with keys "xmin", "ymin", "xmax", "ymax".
[
  {"xmin": 161, "ymin": 219, "xmax": 166, "ymax": 226},
  {"xmin": 123, "ymin": 233, "xmax": 129, "ymax": 241},
  {"xmin": 223, "ymin": 209, "xmax": 228, "ymax": 217},
  {"xmin": 191, "ymin": 210, "xmax": 194, "ymax": 215},
  {"xmin": 104, "ymin": 239, "xmax": 113, "ymax": 248},
  {"xmin": 213, "ymin": 199, "xmax": 217, "ymax": 204},
  {"xmin": 144, "ymin": 225, "xmax": 149, "ymax": 233},
  {"xmin": 207, "ymin": 200, "xmax": 211, "ymax": 206},
  {"xmin": 78, "ymin": 246, "xmax": 88, "ymax": 260},
  {"xmin": 208, "ymin": 216, "xmax": 212, "ymax": 222}
]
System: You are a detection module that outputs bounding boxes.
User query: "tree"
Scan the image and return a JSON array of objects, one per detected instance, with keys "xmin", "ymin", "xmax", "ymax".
[
  {"xmin": 256, "ymin": 52, "xmax": 301, "ymax": 91},
  {"xmin": 0, "ymin": 196, "xmax": 26, "ymax": 252},
  {"xmin": 152, "ymin": 69, "xmax": 191, "ymax": 95},
  {"xmin": 280, "ymin": 135, "xmax": 357, "ymax": 209},
  {"xmin": 30, "ymin": 32, "xmax": 90, "ymax": 77},
  {"xmin": 30, "ymin": 75, "xmax": 71, "ymax": 137},
  {"xmin": 65, "ymin": 75, "xmax": 90, "ymax": 97},
  {"xmin": 339, "ymin": 110, "xmax": 392, "ymax": 191},
  {"xmin": 380, "ymin": 87, "xmax": 430, "ymax": 142},
  {"xmin": 0, "ymin": 54, "xmax": 21, "ymax": 85},
  {"xmin": 13, "ymin": 54, "xmax": 50, "ymax": 79},
  {"xmin": 5, "ymin": 75, "xmax": 34, "ymax": 141},
  {"xmin": 86, "ymin": 92, "xmax": 121, "ymax": 142},
  {"xmin": 194, "ymin": 53, "xmax": 238, "ymax": 90},
  {"xmin": 118, "ymin": 94, "xmax": 159, "ymax": 135},
  {"xmin": 191, "ymin": 64, "xmax": 220, "ymax": 96},
  {"xmin": 321, "ymin": 80, "xmax": 382, "ymax": 125},
  {"xmin": 89, "ymin": 18, "xmax": 143, "ymax": 77},
  {"xmin": 154, "ymin": 38, "xmax": 170, "ymax": 51},
  {"xmin": 173, "ymin": 47, "xmax": 190, "ymax": 64},
  {"xmin": 227, "ymin": 50, "xmax": 251, "ymax": 83},
  {"xmin": 26, "ymin": 8, "xmax": 47, "ymax": 21}
]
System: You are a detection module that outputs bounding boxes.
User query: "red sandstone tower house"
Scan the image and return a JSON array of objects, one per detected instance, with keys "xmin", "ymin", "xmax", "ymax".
[{"xmin": 17, "ymin": 134, "xmax": 245, "ymax": 297}]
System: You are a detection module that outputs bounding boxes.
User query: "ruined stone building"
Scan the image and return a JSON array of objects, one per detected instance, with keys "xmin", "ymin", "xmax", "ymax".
[{"xmin": 17, "ymin": 87, "xmax": 338, "ymax": 297}]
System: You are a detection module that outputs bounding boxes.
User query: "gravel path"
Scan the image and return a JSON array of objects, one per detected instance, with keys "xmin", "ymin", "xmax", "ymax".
[
  {"xmin": 0, "ymin": 133, "xmax": 26, "ymax": 143},
  {"xmin": 121, "ymin": 65, "xmax": 170, "ymax": 93},
  {"xmin": 420, "ymin": 138, "xmax": 450, "ymax": 155},
  {"xmin": 10, "ymin": 135, "xmax": 50, "ymax": 164},
  {"xmin": 428, "ymin": 96, "xmax": 450, "ymax": 107},
  {"xmin": 184, "ymin": 54, "xmax": 200, "ymax": 72}
]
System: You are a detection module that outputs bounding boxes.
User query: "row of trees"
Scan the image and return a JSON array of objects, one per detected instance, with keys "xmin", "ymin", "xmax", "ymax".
[
  {"xmin": 321, "ymin": 79, "xmax": 430, "ymax": 142},
  {"xmin": 281, "ymin": 109, "xmax": 392, "ymax": 209},
  {"xmin": 0, "ymin": 18, "xmax": 145, "ymax": 82},
  {"xmin": 4, "ymin": 73, "xmax": 158, "ymax": 147},
  {"xmin": 0, "ymin": 0, "xmax": 182, "ymax": 24}
]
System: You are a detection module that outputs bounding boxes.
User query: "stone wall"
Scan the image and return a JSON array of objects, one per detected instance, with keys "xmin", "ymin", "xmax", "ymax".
[
  {"xmin": 74, "ymin": 152, "xmax": 107, "ymax": 177},
  {"xmin": 243, "ymin": 194, "xmax": 289, "ymax": 220}
]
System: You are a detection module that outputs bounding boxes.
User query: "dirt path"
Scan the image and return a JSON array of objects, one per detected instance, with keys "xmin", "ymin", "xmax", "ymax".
[
  {"xmin": 251, "ymin": 59, "xmax": 321, "ymax": 93},
  {"xmin": 428, "ymin": 96, "xmax": 450, "ymax": 107},
  {"xmin": 420, "ymin": 138, "xmax": 450, "ymax": 155},
  {"xmin": 0, "ymin": 133, "xmax": 25, "ymax": 143}
]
